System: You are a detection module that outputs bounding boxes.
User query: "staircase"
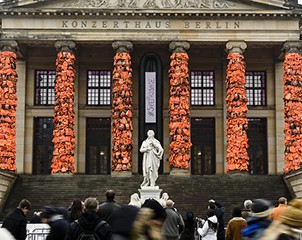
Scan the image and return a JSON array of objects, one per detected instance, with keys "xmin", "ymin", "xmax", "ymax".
[{"xmin": 0, "ymin": 174, "xmax": 291, "ymax": 224}]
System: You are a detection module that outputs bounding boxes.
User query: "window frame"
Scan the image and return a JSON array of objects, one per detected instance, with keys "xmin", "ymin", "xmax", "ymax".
[
  {"xmin": 87, "ymin": 70, "xmax": 112, "ymax": 106},
  {"xmin": 245, "ymin": 71, "xmax": 267, "ymax": 106},
  {"xmin": 190, "ymin": 70, "xmax": 215, "ymax": 106},
  {"xmin": 34, "ymin": 70, "xmax": 56, "ymax": 106}
]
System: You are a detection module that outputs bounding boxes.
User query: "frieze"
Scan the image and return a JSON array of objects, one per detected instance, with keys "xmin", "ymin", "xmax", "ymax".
[{"xmin": 63, "ymin": 0, "xmax": 235, "ymax": 9}]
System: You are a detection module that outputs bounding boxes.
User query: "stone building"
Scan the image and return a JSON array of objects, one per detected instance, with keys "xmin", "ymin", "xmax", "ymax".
[{"xmin": 0, "ymin": 0, "xmax": 301, "ymax": 177}]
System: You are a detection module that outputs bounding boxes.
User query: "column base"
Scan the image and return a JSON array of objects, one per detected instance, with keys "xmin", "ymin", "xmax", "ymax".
[
  {"xmin": 228, "ymin": 170, "xmax": 249, "ymax": 176},
  {"xmin": 51, "ymin": 171, "xmax": 73, "ymax": 177},
  {"xmin": 169, "ymin": 168, "xmax": 190, "ymax": 176},
  {"xmin": 111, "ymin": 171, "xmax": 132, "ymax": 177}
]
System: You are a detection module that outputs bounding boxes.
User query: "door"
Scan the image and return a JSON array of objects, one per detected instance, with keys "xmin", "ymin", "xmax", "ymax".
[
  {"xmin": 33, "ymin": 117, "xmax": 54, "ymax": 175},
  {"xmin": 139, "ymin": 53, "xmax": 163, "ymax": 174},
  {"xmin": 247, "ymin": 118, "xmax": 268, "ymax": 175},
  {"xmin": 86, "ymin": 118, "xmax": 111, "ymax": 174},
  {"xmin": 191, "ymin": 118, "xmax": 216, "ymax": 175}
]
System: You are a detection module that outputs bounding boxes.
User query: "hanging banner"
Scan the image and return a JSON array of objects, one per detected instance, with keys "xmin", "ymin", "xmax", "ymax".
[{"xmin": 145, "ymin": 72, "xmax": 156, "ymax": 123}]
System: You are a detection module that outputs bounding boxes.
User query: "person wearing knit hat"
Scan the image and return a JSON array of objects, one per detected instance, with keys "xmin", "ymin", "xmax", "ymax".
[
  {"xmin": 242, "ymin": 199, "xmax": 273, "ymax": 239},
  {"xmin": 259, "ymin": 198, "xmax": 302, "ymax": 240}
]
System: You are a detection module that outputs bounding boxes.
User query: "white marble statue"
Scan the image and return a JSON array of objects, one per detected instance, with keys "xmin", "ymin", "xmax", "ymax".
[
  {"xmin": 128, "ymin": 193, "xmax": 142, "ymax": 208},
  {"xmin": 140, "ymin": 130, "xmax": 164, "ymax": 187},
  {"xmin": 159, "ymin": 192, "xmax": 169, "ymax": 208}
]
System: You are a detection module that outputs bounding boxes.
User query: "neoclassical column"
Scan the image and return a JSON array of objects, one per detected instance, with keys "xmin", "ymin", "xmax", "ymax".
[
  {"xmin": 282, "ymin": 41, "xmax": 302, "ymax": 173},
  {"xmin": 51, "ymin": 40, "xmax": 76, "ymax": 174},
  {"xmin": 168, "ymin": 41, "xmax": 191, "ymax": 171},
  {"xmin": 0, "ymin": 40, "xmax": 19, "ymax": 171},
  {"xmin": 111, "ymin": 41, "xmax": 133, "ymax": 172},
  {"xmin": 225, "ymin": 40, "xmax": 249, "ymax": 173}
]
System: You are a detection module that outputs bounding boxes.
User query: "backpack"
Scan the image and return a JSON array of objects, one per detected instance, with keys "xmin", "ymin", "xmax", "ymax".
[{"xmin": 75, "ymin": 220, "xmax": 106, "ymax": 240}]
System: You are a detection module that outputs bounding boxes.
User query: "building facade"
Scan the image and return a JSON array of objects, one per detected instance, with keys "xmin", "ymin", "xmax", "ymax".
[{"xmin": 0, "ymin": 0, "xmax": 301, "ymax": 175}]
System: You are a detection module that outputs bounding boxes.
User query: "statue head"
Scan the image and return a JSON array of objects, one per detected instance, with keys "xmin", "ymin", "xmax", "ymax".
[{"xmin": 147, "ymin": 130, "xmax": 155, "ymax": 138}]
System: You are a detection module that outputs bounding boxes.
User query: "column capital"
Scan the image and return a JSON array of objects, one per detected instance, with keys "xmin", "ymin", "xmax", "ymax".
[
  {"xmin": 226, "ymin": 40, "xmax": 247, "ymax": 54},
  {"xmin": 0, "ymin": 40, "xmax": 19, "ymax": 53},
  {"xmin": 282, "ymin": 41, "xmax": 302, "ymax": 54},
  {"xmin": 112, "ymin": 41, "xmax": 133, "ymax": 53},
  {"xmin": 55, "ymin": 40, "xmax": 76, "ymax": 53},
  {"xmin": 169, "ymin": 41, "xmax": 190, "ymax": 53}
]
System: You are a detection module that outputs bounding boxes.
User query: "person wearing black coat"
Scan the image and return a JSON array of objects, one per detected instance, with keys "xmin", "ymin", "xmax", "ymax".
[
  {"xmin": 40, "ymin": 206, "xmax": 69, "ymax": 240},
  {"xmin": 209, "ymin": 199, "xmax": 225, "ymax": 240},
  {"xmin": 65, "ymin": 197, "xmax": 112, "ymax": 240},
  {"xmin": 1, "ymin": 199, "xmax": 31, "ymax": 240},
  {"xmin": 97, "ymin": 189, "xmax": 121, "ymax": 226}
]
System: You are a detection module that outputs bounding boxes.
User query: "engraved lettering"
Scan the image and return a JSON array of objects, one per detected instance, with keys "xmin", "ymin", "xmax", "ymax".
[
  {"xmin": 81, "ymin": 21, "xmax": 87, "ymax": 28},
  {"xmin": 72, "ymin": 21, "xmax": 78, "ymax": 28},
  {"xmin": 216, "ymin": 22, "xmax": 221, "ymax": 29},
  {"xmin": 184, "ymin": 22, "xmax": 190, "ymax": 28},
  {"xmin": 62, "ymin": 21, "xmax": 68, "ymax": 28},
  {"xmin": 234, "ymin": 22, "xmax": 240, "ymax": 28},
  {"xmin": 135, "ymin": 21, "xmax": 141, "ymax": 28},
  {"xmin": 102, "ymin": 21, "xmax": 107, "ymax": 28},
  {"xmin": 225, "ymin": 22, "xmax": 229, "ymax": 29},
  {"xmin": 195, "ymin": 22, "xmax": 200, "ymax": 28},
  {"xmin": 114, "ymin": 21, "xmax": 119, "ymax": 28},
  {"xmin": 155, "ymin": 21, "xmax": 161, "ymax": 28},
  {"xmin": 166, "ymin": 21, "xmax": 170, "ymax": 28},
  {"xmin": 145, "ymin": 22, "xmax": 151, "ymax": 28},
  {"xmin": 206, "ymin": 22, "xmax": 211, "ymax": 29},
  {"xmin": 124, "ymin": 21, "xmax": 130, "ymax": 28},
  {"xmin": 92, "ymin": 21, "xmax": 97, "ymax": 28}
]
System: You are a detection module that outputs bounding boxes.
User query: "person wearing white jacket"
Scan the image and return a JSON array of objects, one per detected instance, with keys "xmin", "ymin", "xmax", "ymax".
[{"xmin": 197, "ymin": 210, "xmax": 218, "ymax": 240}]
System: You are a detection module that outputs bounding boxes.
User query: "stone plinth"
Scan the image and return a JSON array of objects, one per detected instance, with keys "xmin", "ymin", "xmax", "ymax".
[
  {"xmin": 283, "ymin": 168, "xmax": 302, "ymax": 199},
  {"xmin": 139, "ymin": 186, "xmax": 162, "ymax": 203}
]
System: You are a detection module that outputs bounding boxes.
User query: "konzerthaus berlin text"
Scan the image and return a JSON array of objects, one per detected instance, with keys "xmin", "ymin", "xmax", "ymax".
[{"xmin": 0, "ymin": 0, "xmax": 302, "ymax": 176}]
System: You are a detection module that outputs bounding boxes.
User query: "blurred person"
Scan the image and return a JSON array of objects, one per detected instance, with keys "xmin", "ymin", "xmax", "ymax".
[
  {"xmin": 1, "ymin": 199, "xmax": 31, "ymax": 240},
  {"xmin": 67, "ymin": 198, "xmax": 84, "ymax": 223},
  {"xmin": 241, "ymin": 200, "xmax": 253, "ymax": 219},
  {"xmin": 197, "ymin": 209, "xmax": 218, "ymax": 240},
  {"xmin": 242, "ymin": 199, "xmax": 273, "ymax": 240},
  {"xmin": 269, "ymin": 197, "xmax": 287, "ymax": 221},
  {"xmin": 40, "ymin": 206, "xmax": 69, "ymax": 240},
  {"xmin": 179, "ymin": 211, "xmax": 197, "ymax": 240},
  {"xmin": 98, "ymin": 189, "xmax": 121, "ymax": 225},
  {"xmin": 225, "ymin": 207, "xmax": 247, "ymax": 240},
  {"xmin": 132, "ymin": 198, "xmax": 167, "ymax": 240},
  {"xmin": 65, "ymin": 197, "xmax": 111, "ymax": 240},
  {"xmin": 111, "ymin": 205, "xmax": 140, "ymax": 240},
  {"xmin": 208, "ymin": 199, "xmax": 225, "ymax": 240},
  {"xmin": 260, "ymin": 198, "xmax": 302, "ymax": 240},
  {"xmin": 162, "ymin": 199, "xmax": 184, "ymax": 240}
]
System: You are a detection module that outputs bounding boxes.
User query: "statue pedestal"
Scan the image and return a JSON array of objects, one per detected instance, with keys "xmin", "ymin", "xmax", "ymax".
[{"xmin": 139, "ymin": 186, "xmax": 162, "ymax": 203}]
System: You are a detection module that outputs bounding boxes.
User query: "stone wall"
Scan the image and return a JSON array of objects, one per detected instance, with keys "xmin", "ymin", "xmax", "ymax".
[{"xmin": 0, "ymin": 171, "xmax": 17, "ymax": 211}]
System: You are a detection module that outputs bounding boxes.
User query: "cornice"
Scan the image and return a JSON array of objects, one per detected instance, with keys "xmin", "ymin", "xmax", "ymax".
[{"xmin": 0, "ymin": 9, "xmax": 300, "ymax": 18}]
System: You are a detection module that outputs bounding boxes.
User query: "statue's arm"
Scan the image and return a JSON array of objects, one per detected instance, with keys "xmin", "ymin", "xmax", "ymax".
[{"xmin": 140, "ymin": 141, "xmax": 148, "ymax": 153}]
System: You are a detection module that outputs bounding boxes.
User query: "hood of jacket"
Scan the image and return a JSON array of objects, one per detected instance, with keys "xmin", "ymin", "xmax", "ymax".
[
  {"xmin": 78, "ymin": 211, "xmax": 102, "ymax": 232},
  {"xmin": 208, "ymin": 215, "xmax": 218, "ymax": 224}
]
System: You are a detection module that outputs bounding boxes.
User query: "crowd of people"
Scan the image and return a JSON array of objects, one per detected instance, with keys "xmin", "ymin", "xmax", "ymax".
[{"xmin": 1, "ymin": 191, "xmax": 302, "ymax": 240}]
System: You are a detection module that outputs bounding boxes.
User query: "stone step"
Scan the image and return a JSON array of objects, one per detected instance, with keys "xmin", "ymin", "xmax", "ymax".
[{"xmin": 0, "ymin": 174, "xmax": 291, "ymax": 225}]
